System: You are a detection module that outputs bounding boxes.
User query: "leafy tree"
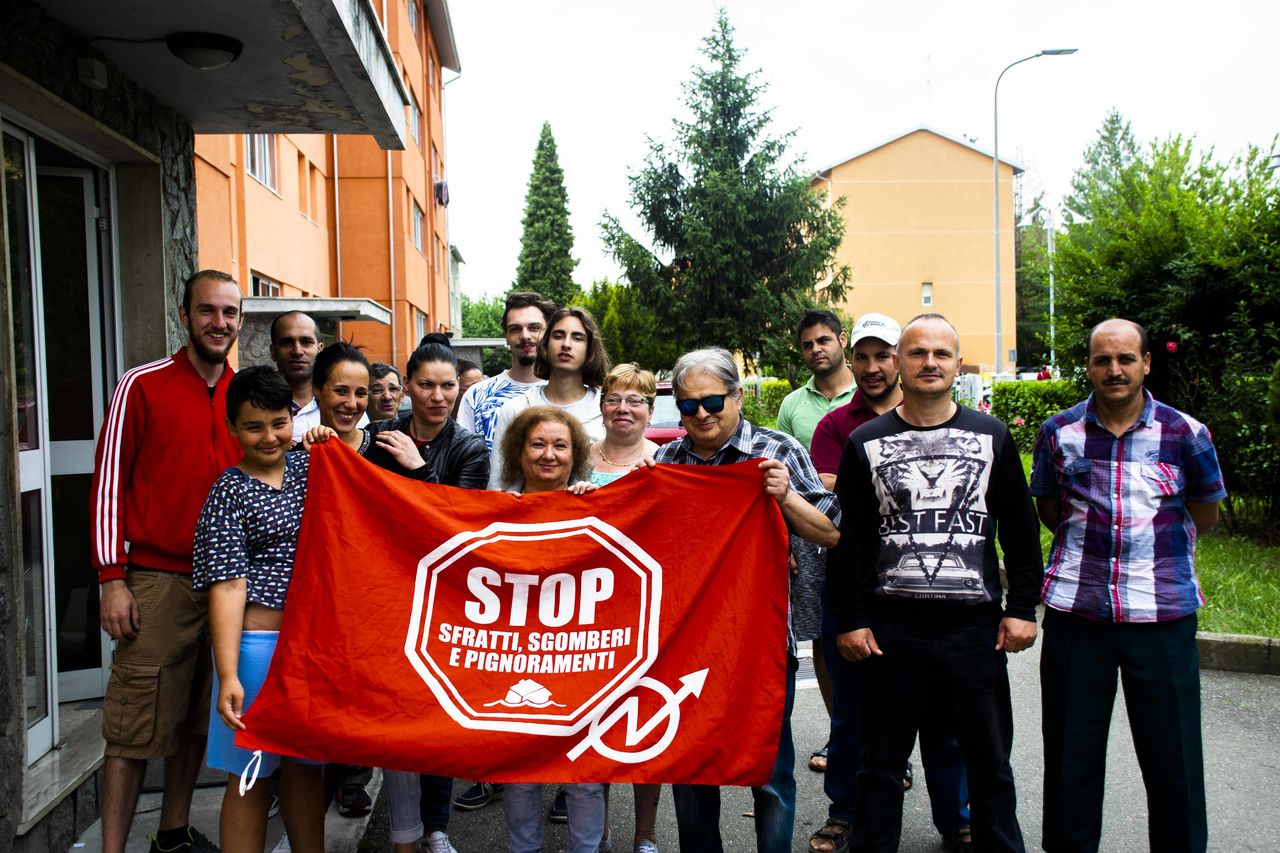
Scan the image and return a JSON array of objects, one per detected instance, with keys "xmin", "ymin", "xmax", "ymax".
[
  {"xmin": 514, "ymin": 122, "xmax": 578, "ymax": 306},
  {"xmin": 1053, "ymin": 110, "xmax": 1280, "ymax": 536},
  {"xmin": 601, "ymin": 11, "xmax": 850, "ymax": 370},
  {"xmin": 459, "ymin": 293, "xmax": 508, "ymax": 374},
  {"xmin": 574, "ymin": 279, "xmax": 683, "ymax": 374},
  {"xmin": 1015, "ymin": 195, "xmax": 1051, "ymax": 369}
]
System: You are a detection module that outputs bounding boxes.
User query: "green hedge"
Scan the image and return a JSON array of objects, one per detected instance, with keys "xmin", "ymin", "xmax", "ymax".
[
  {"xmin": 991, "ymin": 380, "xmax": 1082, "ymax": 451},
  {"xmin": 742, "ymin": 379, "xmax": 791, "ymax": 428}
]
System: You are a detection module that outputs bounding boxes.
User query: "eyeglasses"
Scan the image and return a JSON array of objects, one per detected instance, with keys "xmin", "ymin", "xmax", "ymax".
[
  {"xmin": 676, "ymin": 394, "xmax": 728, "ymax": 416},
  {"xmin": 369, "ymin": 386, "xmax": 402, "ymax": 397},
  {"xmin": 603, "ymin": 395, "xmax": 652, "ymax": 409}
]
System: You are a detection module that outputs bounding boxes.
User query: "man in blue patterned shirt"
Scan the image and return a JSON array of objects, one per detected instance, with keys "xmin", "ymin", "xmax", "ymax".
[
  {"xmin": 1030, "ymin": 318, "xmax": 1226, "ymax": 853},
  {"xmin": 655, "ymin": 347, "xmax": 839, "ymax": 853}
]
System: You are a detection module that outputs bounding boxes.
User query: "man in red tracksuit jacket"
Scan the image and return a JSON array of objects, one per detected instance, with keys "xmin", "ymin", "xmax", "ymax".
[{"xmin": 92, "ymin": 270, "xmax": 244, "ymax": 853}]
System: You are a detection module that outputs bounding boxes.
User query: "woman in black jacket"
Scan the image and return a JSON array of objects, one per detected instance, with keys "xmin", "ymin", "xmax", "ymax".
[
  {"xmin": 363, "ymin": 334, "xmax": 487, "ymax": 853},
  {"xmin": 362, "ymin": 334, "xmax": 489, "ymax": 489}
]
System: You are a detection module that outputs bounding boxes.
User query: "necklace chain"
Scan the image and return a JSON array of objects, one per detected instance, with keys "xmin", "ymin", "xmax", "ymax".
[{"xmin": 596, "ymin": 443, "xmax": 644, "ymax": 467}]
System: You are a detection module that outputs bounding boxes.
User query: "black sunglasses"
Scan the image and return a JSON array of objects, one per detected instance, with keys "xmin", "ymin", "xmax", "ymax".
[{"xmin": 676, "ymin": 394, "xmax": 728, "ymax": 416}]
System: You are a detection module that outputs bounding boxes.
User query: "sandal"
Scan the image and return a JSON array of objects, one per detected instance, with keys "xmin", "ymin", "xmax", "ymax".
[
  {"xmin": 902, "ymin": 760, "xmax": 913, "ymax": 792},
  {"xmin": 808, "ymin": 743, "xmax": 829, "ymax": 773},
  {"xmin": 808, "ymin": 818, "xmax": 851, "ymax": 853},
  {"xmin": 941, "ymin": 826, "xmax": 973, "ymax": 852}
]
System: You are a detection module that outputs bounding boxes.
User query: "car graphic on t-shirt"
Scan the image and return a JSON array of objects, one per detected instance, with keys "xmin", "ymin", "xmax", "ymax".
[{"xmin": 883, "ymin": 551, "xmax": 984, "ymax": 599}]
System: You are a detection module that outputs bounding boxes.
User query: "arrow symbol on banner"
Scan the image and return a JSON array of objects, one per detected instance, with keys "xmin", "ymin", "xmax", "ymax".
[{"xmin": 567, "ymin": 669, "xmax": 708, "ymax": 764}]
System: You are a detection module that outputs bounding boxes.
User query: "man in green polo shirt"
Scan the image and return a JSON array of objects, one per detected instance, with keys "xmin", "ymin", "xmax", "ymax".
[
  {"xmin": 778, "ymin": 309, "xmax": 856, "ymax": 447},
  {"xmin": 775, "ymin": 309, "xmax": 854, "ymax": 778}
]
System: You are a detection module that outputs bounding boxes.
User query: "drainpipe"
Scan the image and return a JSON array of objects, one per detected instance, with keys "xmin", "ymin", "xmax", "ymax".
[
  {"xmin": 387, "ymin": 150, "xmax": 397, "ymax": 369},
  {"xmin": 332, "ymin": 135, "xmax": 343, "ymax": 329}
]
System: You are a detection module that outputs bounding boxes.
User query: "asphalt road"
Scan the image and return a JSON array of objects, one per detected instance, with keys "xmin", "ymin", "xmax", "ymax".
[{"xmin": 363, "ymin": 641, "xmax": 1280, "ymax": 852}]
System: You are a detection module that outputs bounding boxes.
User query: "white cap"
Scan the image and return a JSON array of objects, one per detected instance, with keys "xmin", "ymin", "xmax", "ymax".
[{"xmin": 849, "ymin": 312, "xmax": 901, "ymax": 347}]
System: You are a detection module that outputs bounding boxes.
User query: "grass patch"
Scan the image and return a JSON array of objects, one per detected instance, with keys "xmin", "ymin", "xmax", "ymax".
[
  {"xmin": 1195, "ymin": 534, "xmax": 1280, "ymax": 636},
  {"xmin": 1018, "ymin": 454, "xmax": 1280, "ymax": 637}
]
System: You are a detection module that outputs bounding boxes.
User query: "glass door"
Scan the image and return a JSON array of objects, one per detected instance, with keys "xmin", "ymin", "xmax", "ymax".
[
  {"xmin": 5, "ymin": 126, "xmax": 57, "ymax": 763},
  {"xmin": 38, "ymin": 165, "xmax": 112, "ymax": 702}
]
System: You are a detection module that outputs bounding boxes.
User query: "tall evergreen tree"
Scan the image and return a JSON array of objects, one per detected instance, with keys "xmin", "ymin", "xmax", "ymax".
[
  {"xmin": 602, "ymin": 11, "xmax": 849, "ymax": 365},
  {"xmin": 514, "ymin": 122, "xmax": 577, "ymax": 307}
]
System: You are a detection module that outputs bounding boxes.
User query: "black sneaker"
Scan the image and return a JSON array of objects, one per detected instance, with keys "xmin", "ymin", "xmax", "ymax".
[
  {"xmin": 453, "ymin": 781, "xmax": 504, "ymax": 810},
  {"xmin": 148, "ymin": 827, "xmax": 220, "ymax": 853},
  {"xmin": 336, "ymin": 783, "xmax": 372, "ymax": 817},
  {"xmin": 548, "ymin": 786, "xmax": 568, "ymax": 823}
]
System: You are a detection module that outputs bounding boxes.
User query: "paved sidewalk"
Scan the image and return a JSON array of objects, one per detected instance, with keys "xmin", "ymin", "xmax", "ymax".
[{"xmin": 76, "ymin": 639, "xmax": 1280, "ymax": 851}]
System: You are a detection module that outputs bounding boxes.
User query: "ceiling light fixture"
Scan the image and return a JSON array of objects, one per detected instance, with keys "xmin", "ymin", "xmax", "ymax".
[{"xmin": 165, "ymin": 32, "xmax": 243, "ymax": 70}]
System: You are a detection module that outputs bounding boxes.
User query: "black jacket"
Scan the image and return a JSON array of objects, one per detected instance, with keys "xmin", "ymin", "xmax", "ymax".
[{"xmin": 362, "ymin": 415, "xmax": 490, "ymax": 489}]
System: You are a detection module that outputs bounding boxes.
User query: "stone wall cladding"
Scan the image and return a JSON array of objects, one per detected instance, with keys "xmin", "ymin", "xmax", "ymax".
[
  {"xmin": 0, "ymin": 0, "xmax": 197, "ymax": 352},
  {"xmin": 1, "ymin": 1, "xmax": 194, "ymax": 844}
]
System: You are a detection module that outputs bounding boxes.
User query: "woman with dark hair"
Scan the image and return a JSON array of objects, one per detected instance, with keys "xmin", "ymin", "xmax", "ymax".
[
  {"xmin": 312, "ymin": 333, "xmax": 486, "ymax": 853},
  {"xmin": 308, "ymin": 342, "xmax": 372, "ymax": 455},
  {"xmin": 369, "ymin": 362, "xmax": 405, "ymax": 421},
  {"xmin": 497, "ymin": 406, "xmax": 604, "ymax": 853},
  {"xmin": 359, "ymin": 334, "xmax": 489, "ymax": 487},
  {"xmin": 488, "ymin": 306, "xmax": 611, "ymax": 488}
]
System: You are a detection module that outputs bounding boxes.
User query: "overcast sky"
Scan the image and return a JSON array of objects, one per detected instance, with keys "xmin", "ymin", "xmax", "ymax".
[{"xmin": 442, "ymin": 0, "xmax": 1276, "ymax": 301}]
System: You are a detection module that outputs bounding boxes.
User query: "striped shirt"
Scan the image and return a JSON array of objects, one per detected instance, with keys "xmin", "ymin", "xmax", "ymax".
[{"xmin": 1030, "ymin": 391, "xmax": 1226, "ymax": 623}]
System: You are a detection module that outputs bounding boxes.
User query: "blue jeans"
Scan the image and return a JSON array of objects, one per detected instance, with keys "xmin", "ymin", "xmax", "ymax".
[
  {"xmin": 503, "ymin": 783, "xmax": 605, "ymax": 853},
  {"xmin": 382, "ymin": 771, "xmax": 454, "ymax": 842},
  {"xmin": 821, "ymin": 594, "xmax": 970, "ymax": 834},
  {"xmin": 673, "ymin": 654, "xmax": 797, "ymax": 853},
  {"xmin": 855, "ymin": 619, "xmax": 1022, "ymax": 853}
]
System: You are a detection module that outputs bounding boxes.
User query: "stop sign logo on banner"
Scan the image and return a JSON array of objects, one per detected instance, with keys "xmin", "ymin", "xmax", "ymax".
[{"xmin": 406, "ymin": 518, "xmax": 662, "ymax": 737}]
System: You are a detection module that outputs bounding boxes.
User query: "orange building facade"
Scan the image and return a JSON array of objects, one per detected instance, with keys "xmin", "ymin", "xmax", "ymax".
[
  {"xmin": 195, "ymin": 0, "xmax": 458, "ymax": 369},
  {"xmin": 814, "ymin": 127, "xmax": 1022, "ymax": 372}
]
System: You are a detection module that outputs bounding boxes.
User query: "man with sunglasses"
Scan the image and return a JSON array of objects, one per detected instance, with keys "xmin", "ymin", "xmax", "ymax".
[
  {"xmin": 828, "ymin": 313, "xmax": 1042, "ymax": 853},
  {"xmin": 655, "ymin": 347, "xmax": 839, "ymax": 853}
]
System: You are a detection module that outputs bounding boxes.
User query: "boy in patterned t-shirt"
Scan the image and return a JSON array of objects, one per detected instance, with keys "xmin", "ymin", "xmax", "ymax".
[{"xmin": 193, "ymin": 365, "xmax": 333, "ymax": 852}]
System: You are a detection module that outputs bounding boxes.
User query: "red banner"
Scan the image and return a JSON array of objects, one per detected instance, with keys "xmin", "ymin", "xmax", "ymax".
[{"xmin": 237, "ymin": 441, "xmax": 790, "ymax": 785}]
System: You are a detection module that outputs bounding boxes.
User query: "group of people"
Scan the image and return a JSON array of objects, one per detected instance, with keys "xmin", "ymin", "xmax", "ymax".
[{"xmin": 90, "ymin": 269, "xmax": 1223, "ymax": 853}]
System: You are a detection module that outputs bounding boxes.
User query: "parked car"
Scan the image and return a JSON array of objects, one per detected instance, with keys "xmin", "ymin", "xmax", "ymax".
[{"xmin": 645, "ymin": 382, "xmax": 686, "ymax": 446}]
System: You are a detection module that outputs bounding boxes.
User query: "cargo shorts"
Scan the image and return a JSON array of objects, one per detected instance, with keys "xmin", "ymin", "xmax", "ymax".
[{"xmin": 102, "ymin": 569, "xmax": 212, "ymax": 759}]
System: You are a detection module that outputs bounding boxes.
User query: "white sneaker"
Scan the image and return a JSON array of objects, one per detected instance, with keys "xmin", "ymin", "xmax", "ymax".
[
  {"xmin": 270, "ymin": 837, "xmax": 292, "ymax": 853},
  {"xmin": 423, "ymin": 830, "xmax": 458, "ymax": 853},
  {"xmin": 634, "ymin": 841, "xmax": 659, "ymax": 853}
]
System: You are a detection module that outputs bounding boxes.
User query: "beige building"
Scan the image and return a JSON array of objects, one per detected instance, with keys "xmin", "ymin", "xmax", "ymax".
[{"xmin": 813, "ymin": 126, "xmax": 1023, "ymax": 371}]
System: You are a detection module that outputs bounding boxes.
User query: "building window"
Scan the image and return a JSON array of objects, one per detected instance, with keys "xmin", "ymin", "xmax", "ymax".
[
  {"xmin": 245, "ymin": 134, "xmax": 277, "ymax": 191},
  {"xmin": 416, "ymin": 309, "xmax": 428, "ymax": 342},
  {"xmin": 409, "ymin": 93, "xmax": 421, "ymax": 147},
  {"xmin": 407, "ymin": 0, "xmax": 419, "ymax": 36},
  {"xmin": 921, "ymin": 282, "xmax": 934, "ymax": 306},
  {"xmin": 251, "ymin": 273, "xmax": 281, "ymax": 297},
  {"xmin": 428, "ymin": 51, "xmax": 435, "ymax": 89},
  {"xmin": 412, "ymin": 201, "xmax": 425, "ymax": 252}
]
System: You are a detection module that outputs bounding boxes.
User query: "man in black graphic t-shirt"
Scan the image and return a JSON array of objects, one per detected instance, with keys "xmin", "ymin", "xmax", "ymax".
[{"xmin": 827, "ymin": 313, "xmax": 1043, "ymax": 853}]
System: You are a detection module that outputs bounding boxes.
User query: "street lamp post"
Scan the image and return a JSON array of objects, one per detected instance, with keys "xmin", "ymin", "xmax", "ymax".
[{"xmin": 993, "ymin": 48, "xmax": 1076, "ymax": 374}]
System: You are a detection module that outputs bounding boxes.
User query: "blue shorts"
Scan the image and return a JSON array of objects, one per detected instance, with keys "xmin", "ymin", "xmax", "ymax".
[{"xmin": 207, "ymin": 631, "xmax": 321, "ymax": 775}]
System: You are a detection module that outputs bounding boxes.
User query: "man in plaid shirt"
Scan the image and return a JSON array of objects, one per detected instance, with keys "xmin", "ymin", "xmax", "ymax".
[
  {"xmin": 1031, "ymin": 319, "xmax": 1226, "ymax": 853},
  {"xmin": 656, "ymin": 347, "xmax": 839, "ymax": 853}
]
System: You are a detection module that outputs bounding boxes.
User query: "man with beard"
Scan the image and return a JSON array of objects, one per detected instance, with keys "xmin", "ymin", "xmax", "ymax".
[
  {"xmin": 805, "ymin": 314, "xmax": 971, "ymax": 853},
  {"xmin": 1031, "ymin": 319, "xmax": 1223, "ymax": 853},
  {"xmin": 829, "ymin": 313, "xmax": 1041, "ymax": 853},
  {"xmin": 269, "ymin": 310, "xmax": 324, "ymax": 442},
  {"xmin": 456, "ymin": 291, "xmax": 555, "ymax": 451},
  {"xmin": 775, "ymin": 311, "xmax": 853, "ymax": 810},
  {"xmin": 92, "ymin": 270, "xmax": 244, "ymax": 853},
  {"xmin": 777, "ymin": 310, "xmax": 856, "ymax": 448}
]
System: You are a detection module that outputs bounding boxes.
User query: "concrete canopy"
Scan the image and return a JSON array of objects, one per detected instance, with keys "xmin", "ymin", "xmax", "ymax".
[{"xmin": 38, "ymin": 0, "xmax": 409, "ymax": 149}]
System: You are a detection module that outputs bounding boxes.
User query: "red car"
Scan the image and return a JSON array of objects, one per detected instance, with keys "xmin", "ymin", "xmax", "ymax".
[{"xmin": 645, "ymin": 382, "xmax": 686, "ymax": 446}]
